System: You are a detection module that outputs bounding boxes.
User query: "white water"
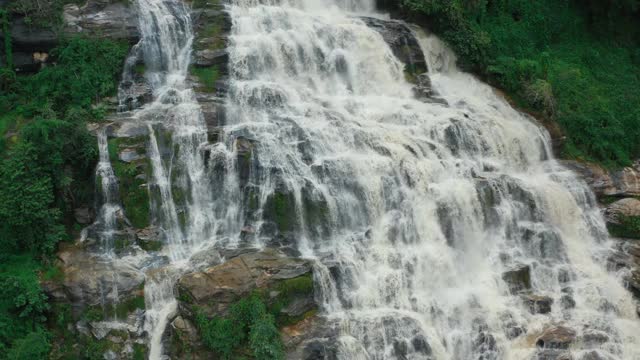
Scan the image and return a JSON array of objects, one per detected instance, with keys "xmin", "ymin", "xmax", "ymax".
[
  {"xmin": 110, "ymin": 0, "xmax": 640, "ymax": 358},
  {"xmin": 92, "ymin": 128, "xmax": 124, "ymax": 253}
]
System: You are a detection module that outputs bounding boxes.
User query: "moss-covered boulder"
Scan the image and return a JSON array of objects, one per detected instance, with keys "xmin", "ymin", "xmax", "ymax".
[{"xmin": 176, "ymin": 249, "xmax": 315, "ymax": 318}]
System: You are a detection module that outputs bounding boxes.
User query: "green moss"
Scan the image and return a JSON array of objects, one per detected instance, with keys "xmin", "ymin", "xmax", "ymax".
[
  {"xmin": 41, "ymin": 265, "xmax": 64, "ymax": 282},
  {"xmin": 114, "ymin": 236, "xmax": 134, "ymax": 251},
  {"xmin": 114, "ymin": 295, "xmax": 146, "ymax": 319},
  {"xmin": 108, "ymin": 139, "xmax": 151, "ymax": 229},
  {"xmin": 264, "ymin": 191, "xmax": 298, "ymax": 233},
  {"xmin": 190, "ymin": 66, "xmax": 219, "ymax": 93},
  {"xmin": 133, "ymin": 343, "xmax": 147, "ymax": 360},
  {"xmin": 133, "ymin": 63, "xmax": 146, "ymax": 76},
  {"xmin": 83, "ymin": 306, "xmax": 105, "ymax": 323},
  {"xmin": 608, "ymin": 215, "xmax": 640, "ymax": 239},
  {"xmin": 138, "ymin": 238, "xmax": 163, "ymax": 252},
  {"xmin": 269, "ymin": 273, "xmax": 315, "ymax": 326}
]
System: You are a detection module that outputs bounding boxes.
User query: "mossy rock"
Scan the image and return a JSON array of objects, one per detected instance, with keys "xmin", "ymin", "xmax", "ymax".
[
  {"xmin": 138, "ymin": 238, "xmax": 163, "ymax": 252},
  {"xmin": 108, "ymin": 138, "xmax": 151, "ymax": 229},
  {"xmin": 263, "ymin": 191, "xmax": 299, "ymax": 234},
  {"xmin": 608, "ymin": 215, "xmax": 640, "ymax": 239}
]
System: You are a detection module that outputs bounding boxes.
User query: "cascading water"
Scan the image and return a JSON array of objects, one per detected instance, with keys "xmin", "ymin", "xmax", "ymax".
[
  {"xmin": 92, "ymin": 128, "xmax": 124, "ymax": 253},
  {"xmin": 113, "ymin": 0, "xmax": 640, "ymax": 358},
  {"xmin": 222, "ymin": 0, "xmax": 640, "ymax": 359},
  {"xmin": 129, "ymin": 0, "xmax": 221, "ymax": 357}
]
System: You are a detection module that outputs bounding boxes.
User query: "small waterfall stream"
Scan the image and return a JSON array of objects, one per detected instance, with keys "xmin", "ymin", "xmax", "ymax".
[
  {"xmin": 96, "ymin": 0, "xmax": 640, "ymax": 358},
  {"xmin": 93, "ymin": 128, "xmax": 124, "ymax": 254}
]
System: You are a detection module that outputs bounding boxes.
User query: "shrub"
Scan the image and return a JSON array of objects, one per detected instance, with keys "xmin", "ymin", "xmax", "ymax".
[{"xmin": 195, "ymin": 293, "xmax": 284, "ymax": 360}]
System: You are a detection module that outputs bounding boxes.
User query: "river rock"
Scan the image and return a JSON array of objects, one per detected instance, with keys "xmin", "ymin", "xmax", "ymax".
[{"xmin": 176, "ymin": 248, "xmax": 313, "ymax": 317}]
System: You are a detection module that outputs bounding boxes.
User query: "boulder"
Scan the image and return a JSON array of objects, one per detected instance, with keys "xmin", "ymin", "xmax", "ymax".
[
  {"xmin": 502, "ymin": 264, "xmax": 532, "ymax": 294},
  {"xmin": 176, "ymin": 248, "xmax": 313, "ymax": 317},
  {"xmin": 523, "ymin": 294, "xmax": 553, "ymax": 314},
  {"xmin": 536, "ymin": 326, "xmax": 576, "ymax": 349}
]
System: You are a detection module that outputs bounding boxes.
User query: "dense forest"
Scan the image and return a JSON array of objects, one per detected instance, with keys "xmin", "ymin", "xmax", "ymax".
[{"xmin": 0, "ymin": 0, "xmax": 639, "ymax": 358}]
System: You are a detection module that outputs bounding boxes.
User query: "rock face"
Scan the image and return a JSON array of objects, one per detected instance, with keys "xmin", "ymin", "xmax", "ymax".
[
  {"xmin": 605, "ymin": 198, "xmax": 640, "ymax": 223},
  {"xmin": 5, "ymin": 0, "xmax": 139, "ymax": 73},
  {"xmin": 561, "ymin": 160, "xmax": 640, "ymax": 198},
  {"xmin": 53, "ymin": 243, "xmax": 145, "ymax": 307},
  {"xmin": 360, "ymin": 16, "xmax": 428, "ymax": 76}
]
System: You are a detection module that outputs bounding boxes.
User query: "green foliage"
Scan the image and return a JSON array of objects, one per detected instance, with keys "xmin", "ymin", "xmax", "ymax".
[
  {"xmin": 249, "ymin": 314, "xmax": 285, "ymax": 360},
  {"xmin": 0, "ymin": 256, "xmax": 50, "ymax": 358},
  {"xmin": 0, "ymin": 36, "xmax": 128, "ymax": 357},
  {"xmin": 195, "ymin": 293, "xmax": 285, "ymax": 360},
  {"xmin": 0, "ymin": 142, "xmax": 66, "ymax": 255},
  {"xmin": 29, "ymin": 38, "xmax": 129, "ymax": 112},
  {"xmin": 398, "ymin": 0, "xmax": 640, "ymax": 167},
  {"xmin": 5, "ymin": 329, "xmax": 50, "ymax": 360},
  {"xmin": 608, "ymin": 215, "xmax": 640, "ymax": 239},
  {"xmin": 190, "ymin": 66, "xmax": 219, "ymax": 93}
]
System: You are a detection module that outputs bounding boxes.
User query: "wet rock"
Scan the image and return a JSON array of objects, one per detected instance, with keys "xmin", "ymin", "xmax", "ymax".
[
  {"xmin": 188, "ymin": 245, "xmax": 223, "ymax": 270},
  {"xmin": 579, "ymin": 351, "xmax": 607, "ymax": 360},
  {"xmin": 606, "ymin": 198, "xmax": 640, "ymax": 219},
  {"xmin": 535, "ymin": 350, "xmax": 573, "ymax": 360},
  {"xmin": 63, "ymin": 1, "xmax": 139, "ymax": 43},
  {"xmin": 74, "ymin": 207, "xmax": 94, "ymax": 224},
  {"xmin": 359, "ymin": 17, "xmax": 428, "ymax": 77},
  {"xmin": 536, "ymin": 326, "xmax": 576, "ymax": 350},
  {"xmin": 524, "ymin": 294, "xmax": 553, "ymax": 314},
  {"xmin": 195, "ymin": 48, "xmax": 228, "ymax": 67},
  {"xmin": 118, "ymin": 149, "xmax": 144, "ymax": 163},
  {"xmin": 235, "ymin": 136, "xmax": 255, "ymax": 186},
  {"xmin": 57, "ymin": 243, "xmax": 145, "ymax": 306},
  {"xmin": 176, "ymin": 248, "xmax": 312, "ymax": 317},
  {"xmin": 581, "ymin": 330, "xmax": 609, "ymax": 346},
  {"xmin": 560, "ymin": 294, "xmax": 576, "ymax": 310},
  {"xmin": 282, "ymin": 316, "xmax": 338, "ymax": 360},
  {"xmin": 500, "ymin": 313, "xmax": 526, "ymax": 340},
  {"xmin": 502, "ymin": 264, "xmax": 532, "ymax": 294},
  {"xmin": 561, "ymin": 160, "xmax": 640, "ymax": 198},
  {"xmin": 117, "ymin": 79, "xmax": 153, "ymax": 111}
]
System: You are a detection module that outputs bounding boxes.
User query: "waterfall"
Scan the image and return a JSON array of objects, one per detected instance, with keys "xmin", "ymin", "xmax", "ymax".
[
  {"xmin": 116, "ymin": 0, "xmax": 640, "ymax": 358},
  {"xmin": 223, "ymin": 1, "xmax": 640, "ymax": 359},
  {"xmin": 93, "ymin": 128, "xmax": 124, "ymax": 254}
]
